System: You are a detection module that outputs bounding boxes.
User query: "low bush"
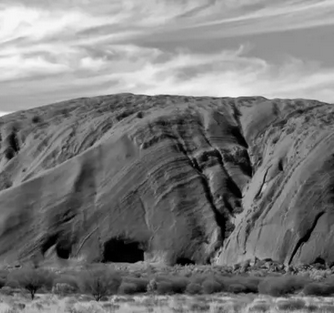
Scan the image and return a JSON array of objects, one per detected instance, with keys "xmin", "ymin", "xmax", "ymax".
[
  {"xmin": 249, "ymin": 303, "xmax": 270, "ymax": 312},
  {"xmin": 189, "ymin": 302, "xmax": 210, "ymax": 312},
  {"xmin": 228, "ymin": 283, "xmax": 248, "ymax": 294},
  {"xmin": 303, "ymin": 282, "xmax": 334, "ymax": 296},
  {"xmin": 190, "ymin": 273, "xmax": 211, "ymax": 286},
  {"xmin": 156, "ymin": 281, "xmax": 174, "ymax": 295},
  {"xmin": 186, "ymin": 283, "xmax": 202, "ymax": 295},
  {"xmin": 319, "ymin": 305, "xmax": 334, "ymax": 313},
  {"xmin": 202, "ymin": 279, "xmax": 223, "ymax": 294},
  {"xmin": 53, "ymin": 274, "xmax": 80, "ymax": 292},
  {"xmin": 277, "ymin": 298, "xmax": 306, "ymax": 311},
  {"xmin": 81, "ymin": 268, "xmax": 122, "ymax": 301},
  {"xmin": 31, "ymin": 115, "xmax": 42, "ymax": 124},
  {"xmin": 122, "ymin": 277, "xmax": 148, "ymax": 293},
  {"xmin": 258, "ymin": 275, "xmax": 309, "ymax": 297},
  {"xmin": 118, "ymin": 282, "xmax": 139, "ymax": 295},
  {"xmin": 155, "ymin": 276, "xmax": 189, "ymax": 294},
  {"xmin": 235, "ymin": 276, "xmax": 262, "ymax": 293}
]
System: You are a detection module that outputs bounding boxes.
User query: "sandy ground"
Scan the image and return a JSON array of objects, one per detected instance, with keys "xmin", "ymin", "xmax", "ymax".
[{"xmin": 1, "ymin": 292, "xmax": 334, "ymax": 313}]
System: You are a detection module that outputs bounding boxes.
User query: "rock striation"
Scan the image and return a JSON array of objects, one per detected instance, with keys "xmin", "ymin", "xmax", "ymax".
[{"xmin": 0, "ymin": 94, "xmax": 333, "ymax": 266}]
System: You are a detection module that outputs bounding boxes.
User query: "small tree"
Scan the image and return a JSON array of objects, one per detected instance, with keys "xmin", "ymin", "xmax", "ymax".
[
  {"xmin": 10, "ymin": 268, "xmax": 54, "ymax": 299},
  {"xmin": 81, "ymin": 268, "xmax": 122, "ymax": 301}
]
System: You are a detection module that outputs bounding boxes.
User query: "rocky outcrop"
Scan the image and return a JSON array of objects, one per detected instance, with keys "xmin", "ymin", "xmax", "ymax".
[{"xmin": 0, "ymin": 94, "xmax": 333, "ymax": 266}]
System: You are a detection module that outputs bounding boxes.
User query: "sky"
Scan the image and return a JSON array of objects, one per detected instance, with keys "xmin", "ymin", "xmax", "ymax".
[{"xmin": 1, "ymin": 0, "xmax": 334, "ymax": 115}]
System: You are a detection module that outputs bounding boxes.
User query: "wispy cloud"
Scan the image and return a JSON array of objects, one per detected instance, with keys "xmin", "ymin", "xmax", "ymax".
[{"xmin": 1, "ymin": 0, "xmax": 334, "ymax": 112}]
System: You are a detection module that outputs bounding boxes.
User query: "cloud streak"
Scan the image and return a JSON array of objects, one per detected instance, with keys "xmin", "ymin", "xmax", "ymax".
[{"xmin": 1, "ymin": 0, "xmax": 334, "ymax": 112}]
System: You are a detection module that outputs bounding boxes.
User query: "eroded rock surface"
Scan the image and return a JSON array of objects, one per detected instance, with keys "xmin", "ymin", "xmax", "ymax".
[{"xmin": 0, "ymin": 94, "xmax": 333, "ymax": 266}]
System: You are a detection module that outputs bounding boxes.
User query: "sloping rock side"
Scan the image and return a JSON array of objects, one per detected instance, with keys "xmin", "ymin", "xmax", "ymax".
[{"xmin": 0, "ymin": 94, "xmax": 333, "ymax": 266}]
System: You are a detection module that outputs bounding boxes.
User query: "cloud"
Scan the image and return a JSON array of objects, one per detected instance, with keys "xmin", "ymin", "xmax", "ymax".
[{"xmin": 1, "ymin": 0, "xmax": 334, "ymax": 112}]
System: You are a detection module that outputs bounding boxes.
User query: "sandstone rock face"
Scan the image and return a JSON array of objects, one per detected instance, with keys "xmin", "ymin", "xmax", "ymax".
[{"xmin": 0, "ymin": 94, "xmax": 333, "ymax": 266}]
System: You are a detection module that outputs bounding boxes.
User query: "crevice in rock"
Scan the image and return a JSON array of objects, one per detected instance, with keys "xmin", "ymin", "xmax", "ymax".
[
  {"xmin": 7, "ymin": 131, "xmax": 20, "ymax": 153},
  {"xmin": 288, "ymin": 211, "xmax": 325, "ymax": 265},
  {"xmin": 75, "ymin": 226, "xmax": 99, "ymax": 257},
  {"xmin": 175, "ymin": 257, "xmax": 195, "ymax": 266},
  {"xmin": 199, "ymin": 128, "xmax": 243, "ymax": 201},
  {"xmin": 41, "ymin": 234, "xmax": 58, "ymax": 256},
  {"xmin": 41, "ymin": 233, "xmax": 72, "ymax": 259},
  {"xmin": 254, "ymin": 165, "xmax": 272, "ymax": 200},
  {"xmin": 230, "ymin": 126, "xmax": 249, "ymax": 149},
  {"xmin": 173, "ymin": 133, "xmax": 226, "ymax": 242}
]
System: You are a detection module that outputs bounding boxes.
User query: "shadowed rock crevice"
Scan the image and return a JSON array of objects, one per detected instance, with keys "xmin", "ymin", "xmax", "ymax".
[
  {"xmin": 41, "ymin": 234, "xmax": 72, "ymax": 259},
  {"xmin": 175, "ymin": 257, "xmax": 195, "ymax": 266},
  {"xmin": 288, "ymin": 211, "xmax": 325, "ymax": 265}
]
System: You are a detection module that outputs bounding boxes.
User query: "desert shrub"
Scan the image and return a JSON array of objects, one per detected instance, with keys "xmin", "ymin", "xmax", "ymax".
[
  {"xmin": 306, "ymin": 304, "xmax": 320, "ymax": 312},
  {"xmin": 118, "ymin": 282, "xmax": 140, "ymax": 294},
  {"xmin": 249, "ymin": 303, "xmax": 270, "ymax": 312},
  {"xmin": 236, "ymin": 276, "xmax": 262, "ymax": 293},
  {"xmin": 228, "ymin": 283, "xmax": 248, "ymax": 294},
  {"xmin": 202, "ymin": 279, "xmax": 223, "ymax": 294},
  {"xmin": 81, "ymin": 268, "xmax": 122, "ymax": 301},
  {"xmin": 186, "ymin": 283, "xmax": 202, "ymax": 295},
  {"xmin": 155, "ymin": 276, "xmax": 189, "ymax": 294},
  {"xmin": 320, "ymin": 305, "xmax": 334, "ymax": 313},
  {"xmin": 156, "ymin": 281, "xmax": 174, "ymax": 295},
  {"xmin": 118, "ymin": 277, "xmax": 148, "ymax": 294},
  {"xmin": 189, "ymin": 302, "xmax": 210, "ymax": 312},
  {"xmin": 53, "ymin": 274, "xmax": 80, "ymax": 292},
  {"xmin": 258, "ymin": 275, "xmax": 309, "ymax": 297},
  {"xmin": 31, "ymin": 115, "xmax": 42, "ymax": 123},
  {"xmin": 303, "ymin": 282, "xmax": 334, "ymax": 296},
  {"xmin": 277, "ymin": 298, "xmax": 306, "ymax": 311},
  {"xmin": 190, "ymin": 274, "xmax": 209, "ymax": 286},
  {"xmin": 6, "ymin": 268, "xmax": 54, "ymax": 299},
  {"xmin": 169, "ymin": 277, "xmax": 189, "ymax": 293},
  {"xmin": 201, "ymin": 275, "xmax": 261, "ymax": 294}
]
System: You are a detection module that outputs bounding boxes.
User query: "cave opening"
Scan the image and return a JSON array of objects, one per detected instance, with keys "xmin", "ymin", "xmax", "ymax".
[
  {"xmin": 55, "ymin": 241, "xmax": 71, "ymax": 259},
  {"xmin": 102, "ymin": 238, "xmax": 144, "ymax": 263},
  {"xmin": 176, "ymin": 257, "xmax": 195, "ymax": 266},
  {"xmin": 41, "ymin": 234, "xmax": 71, "ymax": 259},
  {"xmin": 313, "ymin": 257, "xmax": 326, "ymax": 265}
]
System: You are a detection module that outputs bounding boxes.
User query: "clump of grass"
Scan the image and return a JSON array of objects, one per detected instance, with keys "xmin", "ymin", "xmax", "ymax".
[
  {"xmin": 258, "ymin": 275, "xmax": 309, "ymax": 297},
  {"xmin": 277, "ymin": 298, "xmax": 306, "ymax": 311}
]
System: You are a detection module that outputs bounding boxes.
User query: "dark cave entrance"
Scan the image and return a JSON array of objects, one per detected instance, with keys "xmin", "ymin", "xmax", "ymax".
[
  {"xmin": 176, "ymin": 258, "xmax": 195, "ymax": 266},
  {"xmin": 55, "ymin": 240, "xmax": 71, "ymax": 259},
  {"xmin": 102, "ymin": 238, "xmax": 144, "ymax": 263},
  {"xmin": 41, "ymin": 235, "xmax": 71, "ymax": 259}
]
